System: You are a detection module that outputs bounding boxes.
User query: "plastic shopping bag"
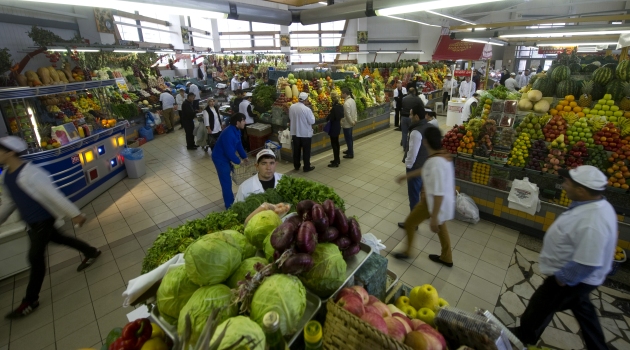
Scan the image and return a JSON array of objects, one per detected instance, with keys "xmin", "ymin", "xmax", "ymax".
[
  {"xmin": 361, "ymin": 233, "xmax": 387, "ymax": 255},
  {"xmin": 455, "ymin": 191, "xmax": 480, "ymax": 224},
  {"xmin": 508, "ymin": 177, "xmax": 540, "ymax": 215}
]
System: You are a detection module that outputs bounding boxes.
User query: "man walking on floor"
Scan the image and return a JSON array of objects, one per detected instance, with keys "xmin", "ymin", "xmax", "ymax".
[
  {"xmin": 512, "ymin": 165, "xmax": 614, "ymax": 350},
  {"xmin": 393, "ymin": 80, "xmax": 407, "ymax": 131},
  {"xmin": 0, "ymin": 137, "xmax": 100, "ymax": 319},
  {"xmin": 289, "ymin": 92, "xmax": 316, "ymax": 172},
  {"xmin": 159, "ymin": 88, "xmax": 177, "ymax": 133},
  {"xmin": 400, "ymin": 87, "xmax": 424, "ymax": 148},
  {"xmin": 181, "ymin": 93, "xmax": 198, "ymax": 150},
  {"xmin": 341, "ymin": 88, "xmax": 357, "ymax": 159},
  {"xmin": 211, "ymin": 113, "xmax": 248, "ymax": 209}
]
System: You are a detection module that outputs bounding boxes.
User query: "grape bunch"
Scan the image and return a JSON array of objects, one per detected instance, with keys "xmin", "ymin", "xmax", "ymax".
[{"xmin": 525, "ymin": 140, "xmax": 547, "ymax": 171}]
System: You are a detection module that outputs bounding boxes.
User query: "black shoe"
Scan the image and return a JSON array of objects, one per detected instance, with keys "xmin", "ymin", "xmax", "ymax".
[
  {"xmin": 343, "ymin": 150, "xmax": 349, "ymax": 154},
  {"xmin": 5, "ymin": 300, "xmax": 39, "ymax": 319},
  {"xmin": 343, "ymin": 155, "xmax": 354, "ymax": 159},
  {"xmin": 77, "ymin": 249, "xmax": 101, "ymax": 272},
  {"xmin": 166, "ymin": 128, "xmax": 173, "ymax": 134},
  {"xmin": 429, "ymin": 254, "xmax": 453, "ymax": 267},
  {"xmin": 304, "ymin": 166, "xmax": 315, "ymax": 172},
  {"xmin": 328, "ymin": 163, "xmax": 339, "ymax": 168},
  {"xmin": 394, "ymin": 252, "xmax": 410, "ymax": 260},
  {"xmin": 398, "ymin": 222, "xmax": 418, "ymax": 230},
  {"xmin": 330, "ymin": 160, "xmax": 339, "ymax": 164},
  {"xmin": 294, "ymin": 166, "xmax": 301, "ymax": 171},
  {"xmin": 395, "ymin": 127, "xmax": 401, "ymax": 131}
]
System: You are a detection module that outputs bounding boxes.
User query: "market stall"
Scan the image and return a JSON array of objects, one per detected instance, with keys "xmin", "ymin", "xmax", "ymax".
[{"xmin": 100, "ymin": 175, "xmax": 520, "ymax": 350}]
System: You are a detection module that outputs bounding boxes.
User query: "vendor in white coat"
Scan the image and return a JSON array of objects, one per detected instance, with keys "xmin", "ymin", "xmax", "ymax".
[
  {"xmin": 459, "ymin": 76, "xmax": 476, "ymax": 99},
  {"xmin": 461, "ymin": 93, "xmax": 479, "ymax": 123},
  {"xmin": 504, "ymin": 72, "xmax": 519, "ymax": 92},
  {"xmin": 235, "ymin": 149, "xmax": 283, "ymax": 202}
]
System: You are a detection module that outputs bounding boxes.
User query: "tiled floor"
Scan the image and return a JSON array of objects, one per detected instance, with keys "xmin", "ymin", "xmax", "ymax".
[{"xmin": 0, "ymin": 114, "xmax": 623, "ymax": 349}]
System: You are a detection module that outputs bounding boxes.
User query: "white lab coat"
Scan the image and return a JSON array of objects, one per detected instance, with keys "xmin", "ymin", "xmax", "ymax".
[
  {"xmin": 459, "ymin": 80, "xmax": 476, "ymax": 99},
  {"xmin": 521, "ymin": 74, "xmax": 532, "ymax": 87},
  {"xmin": 231, "ymin": 77, "xmax": 240, "ymax": 91},
  {"xmin": 443, "ymin": 79, "xmax": 457, "ymax": 93},
  {"xmin": 515, "ymin": 74, "xmax": 525, "ymax": 87},
  {"xmin": 289, "ymin": 102, "xmax": 316, "ymax": 137},
  {"xmin": 504, "ymin": 78, "xmax": 519, "ymax": 92},
  {"xmin": 235, "ymin": 173, "xmax": 284, "ymax": 203},
  {"xmin": 461, "ymin": 97, "xmax": 478, "ymax": 123},
  {"xmin": 239, "ymin": 100, "xmax": 255, "ymax": 124},
  {"xmin": 393, "ymin": 87, "xmax": 407, "ymax": 109}
]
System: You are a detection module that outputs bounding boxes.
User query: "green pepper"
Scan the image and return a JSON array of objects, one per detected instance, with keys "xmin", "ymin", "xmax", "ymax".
[{"xmin": 102, "ymin": 327, "xmax": 123, "ymax": 350}]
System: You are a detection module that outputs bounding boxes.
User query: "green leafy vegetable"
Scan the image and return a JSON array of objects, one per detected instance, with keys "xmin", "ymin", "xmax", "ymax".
[
  {"xmin": 230, "ymin": 189, "xmax": 286, "ymax": 222},
  {"xmin": 252, "ymin": 84, "xmax": 277, "ymax": 112},
  {"xmin": 156, "ymin": 265, "xmax": 199, "ymax": 324},
  {"xmin": 250, "ymin": 274, "xmax": 306, "ymax": 336},
  {"xmin": 244, "ymin": 210, "xmax": 282, "ymax": 249},
  {"xmin": 226, "ymin": 257, "xmax": 268, "ymax": 289},
  {"xmin": 299, "ymin": 243, "xmax": 347, "ymax": 298},
  {"xmin": 488, "ymin": 85, "xmax": 509, "ymax": 100},
  {"xmin": 263, "ymin": 233, "xmax": 275, "ymax": 262},
  {"xmin": 184, "ymin": 236, "xmax": 242, "ymax": 286},
  {"xmin": 177, "ymin": 284, "xmax": 237, "ymax": 345},
  {"xmin": 210, "ymin": 316, "xmax": 265, "ymax": 350},
  {"xmin": 207, "ymin": 230, "xmax": 256, "ymax": 259},
  {"xmin": 276, "ymin": 175, "xmax": 345, "ymax": 211}
]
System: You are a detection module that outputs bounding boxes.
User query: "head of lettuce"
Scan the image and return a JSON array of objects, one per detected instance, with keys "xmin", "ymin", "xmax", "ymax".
[
  {"xmin": 244, "ymin": 210, "xmax": 282, "ymax": 249},
  {"xmin": 184, "ymin": 236, "xmax": 242, "ymax": 286},
  {"xmin": 156, "ymin": 265, "xmax": 199, "ymax": 324}
]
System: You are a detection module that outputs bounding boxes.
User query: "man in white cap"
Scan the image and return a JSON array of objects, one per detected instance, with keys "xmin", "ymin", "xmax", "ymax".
[
  {"xmin": 459, "ymin": 75, "xmax": 476, "ymax": 99},
  {"xmin": 231, "ymin": 74, "xmax": 240, "ymax": 93},
  {"xmin": 186, "ymin": 81, "xmax": 201, "ymax": 111},
  {"xmin": 289, "ymin": 92, "xmax": 316, "ymax": 172},
  {"xmin": 504, "ymin": 72, "xmax": 519, "ymax": 92},
  {"xmin": 393, "ymin": 80, "xmax": 407, "ymax": 130},
  {"xmin": 239, "ymin": 92, "xmax": 256, "ymax": 125},
  {"xmin": 0, "ymin": 137, "xmax": 100, "ymax": 319},
  {"xmin": 442, "ymin": 73, "xmax": 457, "ymax": 108},
  {"xmin": 513, "ymin": 165, "xmax": 614, "ymax": 350},
  {"xmin": 235, "ymin": 149, "xmax": 283, "ymax": 202}
]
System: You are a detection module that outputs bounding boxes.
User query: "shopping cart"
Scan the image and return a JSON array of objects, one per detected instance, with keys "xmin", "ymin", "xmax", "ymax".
[{"xmin": 231, "ymin": 142, "xmax": 282, "ymax": 185}]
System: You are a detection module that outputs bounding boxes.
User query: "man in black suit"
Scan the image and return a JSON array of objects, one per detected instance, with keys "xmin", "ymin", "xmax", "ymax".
[{"xmin": 181, "ymin": 93, "xmax": 198, "ymax": 150}]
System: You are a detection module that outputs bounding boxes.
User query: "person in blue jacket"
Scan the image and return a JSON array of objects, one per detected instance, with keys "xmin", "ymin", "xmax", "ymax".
[{"xmin": 212, "ymin": 113, "xmax": 248, "ymax": 208}]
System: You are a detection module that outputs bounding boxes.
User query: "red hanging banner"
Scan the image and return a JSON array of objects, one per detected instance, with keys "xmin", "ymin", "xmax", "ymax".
[{"xmin": 432, "ymin": 35, "xmax": 493, "ymax": 61}]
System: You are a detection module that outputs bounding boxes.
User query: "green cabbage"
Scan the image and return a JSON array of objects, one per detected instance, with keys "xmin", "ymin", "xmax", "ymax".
[
  {"xmin": 244, "ymin": 210, "xmax": 282, "ymax": 249},
  {"xmin": 184, "ymin": 236, "xmax": 242, "ymax": 286},
  {"xmin": 210, "ymin": 316, "xmax": 265, "ymax": 350},
  {"xmin": 177, "ymin": 284, "xmax": 237, "ymax": 345},
  {"xmin": 299, "ymin": 243, "xmax": 347, "ymax": 298},
  {"xmin": 263, "ymin": 233, "xmax": 275, "ymax": 262},
  {"xmin": 207, "ymin": 230, "xmax": 256, "ymax": 259},
  {"xmin": 250, "ymin": 274, "xmax": 306, "ymax": 336},
  {"xmin": 156, "ymin": 265, "xmax": 199, "ymax": 324},
  {"xmin": 226, "ymin": 257, "xmax": 268, "ymax": 289}
]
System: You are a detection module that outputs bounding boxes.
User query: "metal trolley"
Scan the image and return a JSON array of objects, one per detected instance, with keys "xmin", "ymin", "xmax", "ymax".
[{"xmin": 231, "ymin": 141, "xmax": 281, "ymax": 185}]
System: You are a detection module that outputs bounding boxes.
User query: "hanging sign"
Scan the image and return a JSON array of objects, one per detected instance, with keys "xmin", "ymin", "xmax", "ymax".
[
  {"xmin": 538, "ymin": 46, "xmax": 575, "ymax": 55},
  {"xmin": 454, "ymin": 70, "xmax": 473, "ymax": 77},
  {"xmin": 297, "ymin": 45, "xmax": 359, "ymax": 54}
]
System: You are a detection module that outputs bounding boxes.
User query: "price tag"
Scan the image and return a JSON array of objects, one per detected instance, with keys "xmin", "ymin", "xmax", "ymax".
[{"xmin": 71, "ymin": 154, "xmax": 81, "ymax": 164}]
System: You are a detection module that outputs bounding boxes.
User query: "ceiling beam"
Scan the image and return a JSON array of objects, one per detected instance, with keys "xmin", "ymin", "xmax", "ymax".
[
  {"xmin": 450, "ymin": 13, "xmax": 630, "ymax": 30},
  {"xmin": 264, "ymin": 0, "xmax": 321, "ymax": 6},
  {"xmin": 113, "ymin": 10, "xmax": 169, "ymax": 26}
]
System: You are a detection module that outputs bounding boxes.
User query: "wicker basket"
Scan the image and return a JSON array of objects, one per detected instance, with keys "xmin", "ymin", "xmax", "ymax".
[{"xmin": 323, "ymin": 299, "xmax": 412, "ymax": 350}]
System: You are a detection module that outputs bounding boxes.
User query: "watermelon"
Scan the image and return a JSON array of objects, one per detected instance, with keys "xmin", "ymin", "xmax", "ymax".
[
  {"xmin": 606, "ymin": 79, "xmax": 626, "ymax": 101},
  {"xmin": 604, "ymin": 63, "xmax": 618, "ymax": 71},
  {"xmin": 556, "ymin": 79, "xmax": 580, "ymax": 98},
  {"xmin": 591, "ymin": 82, "xmax": 606, "ymax": 101},
  {"xmin": 616, "ymin": 60, "xmax": 630, "ymax": 82},
  {"xmin": 546, "ymin": 63, "xmax": 561, "ymax": 77},
  {"xmin": 569, "ymin": 63, "xmax": 582, "ymax": 74},
  {"xmin": 551, "ymin": 65, "xmax": 570, "ymax": 83},
  {"xmin": 583, "ymin": 64, "xmax": 599, "ymax": 73},
  {"xmin": 306, "ymin": 71, "xmax": 313, "ymax": 80},
  {"xmin": 532, "ymin": 76, "xmax": 557, "ymax": 97},
  {"xmin": 592, "ymin": 66, "xmax": 614, "ymax": 85}
]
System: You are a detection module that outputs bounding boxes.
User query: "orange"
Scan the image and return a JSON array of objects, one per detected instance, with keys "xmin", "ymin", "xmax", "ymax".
[
  {"xmin": 550, "ymin": 109, "xmax": 558, "ymax": 116},
  {"xmin": 614, "ymin": 182, "xmax": 621, "ymax": 188},
  {"xmin": 607, "ymin": 168, "xmax": 614, "ymax": 174},
  {"xmin": 563, "ymin": 106, "xmax": 572, "ymax": 112},
  {"xmin": 577, "ymin": 112, "xmax": 585, "ymax": 118},
  {"xmin": 573, "ymin": 106, "xmax": 582, "ymax": 113},
  {"xmin": 559, "ymin": 100, "xmax": 569, "ymax": 106},
  {"xmin": 569, "ymin": 101, "xmax": 578, "ymax": 108},
  {"xmin": 566, "ymin": 95, "xmax": 575, "ymax": 101},
  {"xmin": 622, "ymin": 184, "xmax": 629, "ymax": 189}
]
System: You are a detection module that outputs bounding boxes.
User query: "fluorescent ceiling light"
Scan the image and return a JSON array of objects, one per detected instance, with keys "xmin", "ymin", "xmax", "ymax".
[
  {"xmin": 348, "ymin": 52, "xmax": 369, "ymax": 55},
  {"xmin": 425, "ymin": 10, "xmax": 476, "ymax": 25},
  {"xmin": 501, "ymin": 29, "xmax": 630, "ymax": 38},
  {"xmin": 463, "ymin": 38, "xmax": 505, "ymax": 46},
  {"xmin": 113, "ymin": 49, "xmax": 146, "ymax": 53},
  {"xmin": 376, "ymin": 51, "xmax": 397, "ymax": 54},
  {"xmin": 405, "ymin": 51, "xmax": 424, "ymax": 54},
  {"xmin": 377, "ymin": 0, "xmax": 504, "ymax": 16},
  {"xmin": 49, "ymin": 48, "xmax": 100, "ymax": 52},
  {"xmin": 20, "ymin": 0, "xmax": 226, "ymax": 19},
  {"xmin": 577, "ymin": 47, "xmax": 598, "ymax": 52},
  {"xmin": 385, "ymin": 15, "xmax": 441, "ymax": 28},
  {"xmin": 540, "ymin": 42, "xmax": 617, "ymax": 46},
  {"xmin": 612, "ymin": 21, "xmax": 623, "ymax": 24},
  {"xmin": 76, "ymin": 49, "xmax": 100, "ymax": 52}
]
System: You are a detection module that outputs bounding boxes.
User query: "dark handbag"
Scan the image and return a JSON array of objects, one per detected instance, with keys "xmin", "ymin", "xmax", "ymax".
[{"xmin": 323, "ymin": 121, "xmax": 331, "ymax": 134}]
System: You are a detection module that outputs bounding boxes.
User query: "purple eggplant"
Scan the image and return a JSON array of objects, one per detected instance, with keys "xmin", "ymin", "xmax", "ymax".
[
  {"xmin": 284, "ymin": 215, "xmax": 302, "ymax": 228},
  {"xmin": 322, "ymin": 199, "xmax": 336, "ymax": 223},
  {"xmin": 347, "ymin": 218, "xmax": 362, "ymax": 244},
  {"xmin": 297, "ymin": 200, "xmax": 316, "ymax": 220},
  {"xmin": 296, "ymin": 221, "xmax": 317, "ymax": 254},
  {"xmin": 319, "ymin": 226, "xmax": 339, "ymax": 243},
  {"xmin": 270, "ymin": 222, "xmax": 297, "ymax": 251},
  {"xmin": 333, "ymin": 208, "xmax": 349, "ymax": 235},
  {"xmin": 311, "ymin": 204, "xmax": 329, "ymax": 233},
  {"xmin": 334, "ymin": 236, "xmax": 351, "ymax": 250},
  {"xmin": 343, "ymin": 244, "xmax": 361, "ymax": 259},
  {"xmin": 273, "ymin": 250, "xmax": 282, "ymax": 262},
  {"xmin": 280, "ymin": 253, "xmax": 314, "ymax": 275}
]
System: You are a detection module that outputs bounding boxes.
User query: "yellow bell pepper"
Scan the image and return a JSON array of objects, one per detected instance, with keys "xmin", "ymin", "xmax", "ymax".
[
  {"xmin": 140, "ymin": 338, "xmax": 168, "ymax": 350},
  {"xmin": 150, "ymin": 323, "xmax": 165, "ymax": 340}
]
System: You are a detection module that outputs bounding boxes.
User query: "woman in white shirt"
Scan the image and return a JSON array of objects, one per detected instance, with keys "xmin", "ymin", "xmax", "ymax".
[{"xmin": 202, "ymin": 98, "xmax": 223, "ymax": 152}]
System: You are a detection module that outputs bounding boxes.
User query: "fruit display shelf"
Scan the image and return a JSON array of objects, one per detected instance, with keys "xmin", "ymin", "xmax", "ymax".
[{"xmin": 0, "ymin": 79, "xmax": 116, "ymax": 100}]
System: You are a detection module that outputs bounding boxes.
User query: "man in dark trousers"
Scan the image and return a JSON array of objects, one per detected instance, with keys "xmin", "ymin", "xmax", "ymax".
[
  {"xmin": 0, "ymin": 137, "xmax": 100, "ymax": 319},
  {"xmin": 400, "ymin": 87, "xmax": 424, "ymax": 148},
  {"xmin": 393, "ymin": 80, "xmax": 407, "ymax": 131},
  {"xmin": 181, "ymin": 93, "xmax": 198, "ymax": 150}
]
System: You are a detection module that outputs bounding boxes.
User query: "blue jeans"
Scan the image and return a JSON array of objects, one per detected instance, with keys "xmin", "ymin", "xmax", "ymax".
[
  {"xmin": 406, "ymin": 168, "xmax": 423, "ymax": 211},
  {"xmin": 343, "ymin": 127, "xmax": 353, "ymax": 156},
  {"xmin": 213, "ymin": 158, "xmax": 234, "ymax": 209}
]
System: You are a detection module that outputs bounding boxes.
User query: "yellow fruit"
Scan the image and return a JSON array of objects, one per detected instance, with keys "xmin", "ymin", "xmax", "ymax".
[
  {"xmin": 151, "ymin": 323, "xmax": 165, "ymax": 340},
  {"xmin": 617, "ymin": 246, "xmax": 623, "ymax": 253},
  {"xmin": 401, "ymin": 304, "xmax": 418, "ymax": 319},
  {"xmin": 409, "ymin": 284, "xmax": 439, "ymax": 310},
  {"xmin": 416, "ymin": 307, "xmax": 436, "ymax": 326},
  {"xmin": 140, "ymin": 338, "xmax": 168, "ymax": 350},
  {"xmin": 395, "ymin": 296, "xmax": 410, "ymax": 310},
  {"xmin": 436, "ymin": 298, "xmax": 449, "ymax": 311}
]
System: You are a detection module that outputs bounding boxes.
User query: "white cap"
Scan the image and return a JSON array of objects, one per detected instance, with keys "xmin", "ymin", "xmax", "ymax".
[
  {"xmin": 0, "ymin": 136, "xmax": 27, "ymax": 153},
  {"xmin": 186, "ymin": 81, "xmax": 192, "ymax": 85},
  {"xmin": 558, "ymin": 165, "xmax": 607, "ymax": 191},
  {"xmin": 244, "ymin": 92, "xmax": 253, "ymax": 97},
  {"xmin": 510, "ymin": 72, "xmax": 516, "ymax": 76},
  {"xmin": 446, "ymin": 73, "xmax": 452, "ymax": 77},
  {"xmin": 298, "ymin": 92, "xmax": 309, "ymax": 101},
  {"xmin": 256, "ymin": 149, "xmax": 276, "ymax": 162}
]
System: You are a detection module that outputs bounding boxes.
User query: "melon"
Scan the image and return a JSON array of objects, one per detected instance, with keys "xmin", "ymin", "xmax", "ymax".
[
  {"xmin": 532, "ymin": 76, "xmax": 556, "ymax": 97},
  {"xmin": 605, "ymin": 79, "xmax": 626, "ymax": 101},
  {"xmin": 518, "ymin": 99, "xmax": 533, "ymax": 111},
  {"xmin": 551, "ymin": 66, "xmax": 570, "ymax": 83},
  {"xmin": 546, "ymin": 63, "xmax": 561, "ymax": 77},
  {"xmin": 556, "ymin": 79, "xmax": 580, "ymax": 98},
  {"xmin": 285, "ymin": 85, "xmax": 293, "ymax": 99},
  {"xmin": 527, "ymin": 89, "xmax": 543, "ymax": 102},
  {"xmin": 616, "ymin": 60, "xmax": 630, "ymax": 82},
  {"xmin": 592, "ymin": 66, "xmax": 614, "ymax": 85},
  {"xmin": 291, "ymin": 85, "xmax": 299, "ymax": 98},
  {"xmin": 583, "ymin": 64, "xmax": 599, "ymax": 73},
  {"xmin": 591, "ymin": 82, "xmax": 606, "ymax": 101},
  {"xmin": 569, "ymin": 63, "xmax": 582, "ymax": 74},
  {"xmin": 533, "ymin": 100, "xmax": 550, "ymax": 113}
]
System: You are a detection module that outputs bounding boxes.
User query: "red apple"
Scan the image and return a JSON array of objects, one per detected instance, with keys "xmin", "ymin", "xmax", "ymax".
[
  {"xmin": 384, "ymin": 317, "xmax": 407, "ymax": 341},
  {"xmin": 417, "ymin": 324, "xmax": 447, "ymax": 350},
  {"xmin": 410, "ymin": 319, "xmax": 426, "ymax": 331},
  {"xmin": 361, "ymin": 312, "xmax": 388, "ymax": 334},
  {"xmin": 394, "ymin": 316, "xmax": 413, "ymax": 334},
  {"xmin": 351, "ymin": 286, "xmax": 370, "ymax": 305},
  {"xmin": 367, "ymin": 295, "xmax": 380, "ymax": 306},
  {"xmin": 371, "ymin": 301, "xmax": 392, "ymax": 318},
  {"xmin": 337, "ymin": 294, "xmax": 365, "ymax": 317}
]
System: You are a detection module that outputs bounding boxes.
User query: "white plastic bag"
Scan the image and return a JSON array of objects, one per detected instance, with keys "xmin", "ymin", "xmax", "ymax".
[
  {"xmin": 361, "ymin": 233, "xmax": 386, "ymax": 254},
  {"xmin": 508, "ymin": 177, "xmax": 540, "ymax": 215},
  {"xmin": 455, "ymin": 191, "xmax": 480, "ymax": 224}
]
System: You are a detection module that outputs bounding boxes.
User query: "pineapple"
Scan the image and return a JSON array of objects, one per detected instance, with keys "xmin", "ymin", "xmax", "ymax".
[
  {"xmin": 620, "ymin": 82, "xmax": 630, "ymax": 111},
  {"xmin": 578, "ymin": 80, "xmax": 593, "ymax": 108}
]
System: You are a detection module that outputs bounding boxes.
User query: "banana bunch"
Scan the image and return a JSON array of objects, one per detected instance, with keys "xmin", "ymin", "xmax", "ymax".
[
  {"xmin": 588, "ymin": 115, "xmax": 607, "ymax": 132},
  {"xmin": 562, "ymin": 112, "xmax": 579, "ymax": 126},
  {"xmin": 618, "ymin": 117, "xmax": 630, "ymax": 136},
  {"xmin": 539, "ymin": 114, "xmax": 552, "ymax": 126}
]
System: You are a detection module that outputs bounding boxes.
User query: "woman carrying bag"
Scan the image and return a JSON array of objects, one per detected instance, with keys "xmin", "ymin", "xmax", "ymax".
[{"xmin": 326, "ymin": 92, "xmax": 344, "ymax": 167}]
